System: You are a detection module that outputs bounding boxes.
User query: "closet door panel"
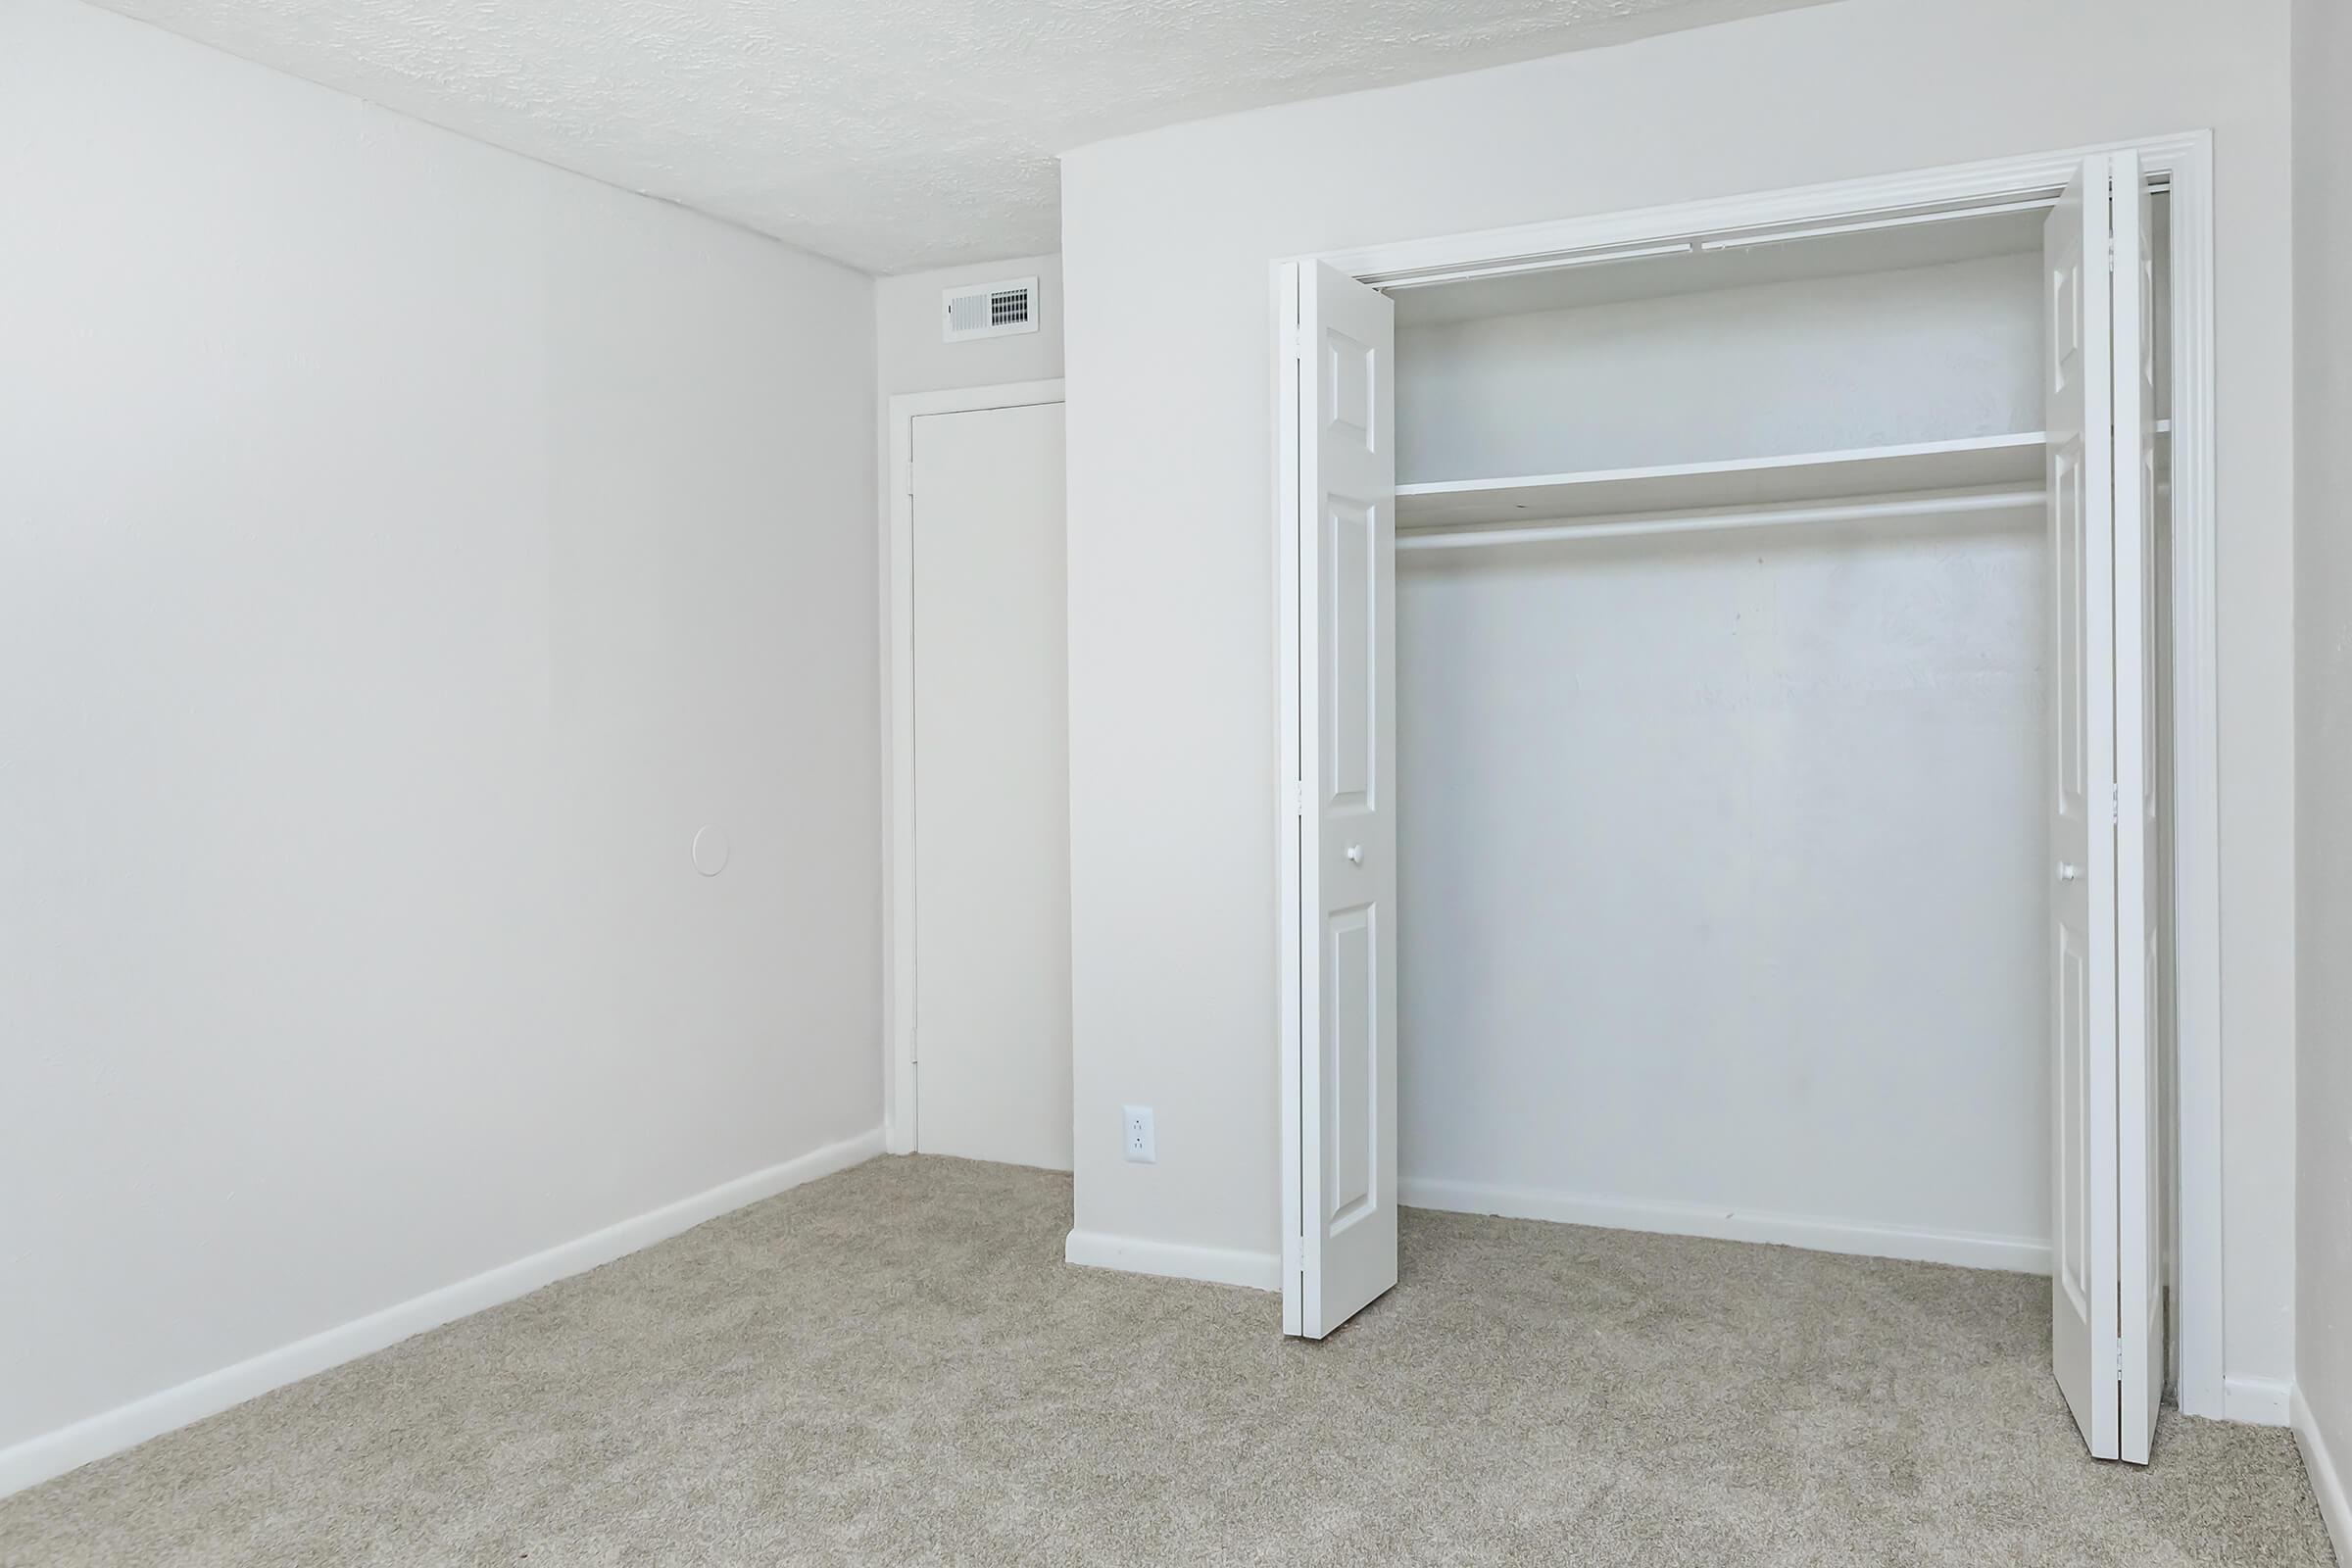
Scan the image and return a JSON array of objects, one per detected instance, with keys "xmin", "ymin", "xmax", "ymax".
[
  {"xmin": 1282, "ymin": 260, "xmax": 1397, "ymax": 1340},
  {"xmin": 2045, "ymin": 155, "xmax": 2122, "ymax": 1463}
]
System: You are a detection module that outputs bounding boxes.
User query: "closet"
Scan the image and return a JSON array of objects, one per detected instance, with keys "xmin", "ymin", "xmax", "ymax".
[{"xmin": 1276, "ymin": 152, "xmax": 2174, "ymax": 1465}]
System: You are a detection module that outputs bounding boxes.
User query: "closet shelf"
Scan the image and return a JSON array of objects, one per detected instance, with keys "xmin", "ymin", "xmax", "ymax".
[{"xmin": 1397, "ymin": 431, "xmax": 2048, "ymax": 533}]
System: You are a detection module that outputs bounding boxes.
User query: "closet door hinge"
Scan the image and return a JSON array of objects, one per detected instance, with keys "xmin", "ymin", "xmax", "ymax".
[
  {"xmin": 1288, "ymin": 779, "xmax": 1306, "ymax": 816},
  {"xmin": 1287, "ymin": 323, "xmax": 1306, "ymax": 360}
]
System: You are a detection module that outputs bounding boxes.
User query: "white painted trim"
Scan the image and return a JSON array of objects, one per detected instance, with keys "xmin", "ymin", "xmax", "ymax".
[
  {"xmin": 1400, "ymin": 1178, "xmax": 2052, "ymax": 1276},
  {"xmin": 2159, "ymin": 133, "xmax": 2227, "ymax": 1424},
  {"xmin": 0, "ymin": 1127, "xmax": 885, "ymax": 1500},
  {"xmin": 880, "ymin": 380, "xmax": 1067, "ymax": 1157},
  {"xmin": 1064, "ymin": 1229, "xmax": 1282, "ymax": 1293},
  {"xmin": 2292, "ymin": 1386, "xmax": 2352, "ymax": 1565},
  {"xmin": 2223, "ymin": 1374, "xmax": 2295, "ymax": 1428},
  {"xmin": 1278, "ymin": 129, "xmax": 2227, "ymax": 1417}
]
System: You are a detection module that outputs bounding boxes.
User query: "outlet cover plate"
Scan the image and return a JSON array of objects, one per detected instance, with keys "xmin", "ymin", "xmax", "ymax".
[{"xmin": 1122, "ymin": 1104, "xmax": 1155, "ymax": 1164}]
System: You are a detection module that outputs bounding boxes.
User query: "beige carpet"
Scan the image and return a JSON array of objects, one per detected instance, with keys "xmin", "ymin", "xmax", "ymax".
[{"xmin": 2, "ymin": 1156, "xmax": 2332, "ymax": 1567}]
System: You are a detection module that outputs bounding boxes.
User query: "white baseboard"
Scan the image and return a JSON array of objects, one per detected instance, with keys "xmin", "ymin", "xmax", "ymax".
[
  {"xmin": 2292, "ymin": 1386, "xmax": 2352, "ymax": 1566},
  {"xmin": 2224, "ymin": 1374, "xmax": 2295, "ymax": 1428},
  {"xmin": 0, "ymin": 1126, "xmax": 885, "ymax": 1500},
  {"xmin": 1064, "ymin": 1229, "xmax": 1280, "ymax": 1292},
  {"xmin": 1398, "ymin": 1177, "xmax": 2053, "ymax": 1275}
]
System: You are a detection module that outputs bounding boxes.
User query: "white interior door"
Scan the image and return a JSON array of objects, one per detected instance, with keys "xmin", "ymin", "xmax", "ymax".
[
  {"xmin": 1280, "ymin": 261, "xmax": 1397, "ymax": 1339},
  {"xmin": 2045, "ymin": 152, "xmax": 2162, "ymax": 1463},
  {"xmin": 909, "ymin": 398, "xmax": 1072, "ymax": 1171}
]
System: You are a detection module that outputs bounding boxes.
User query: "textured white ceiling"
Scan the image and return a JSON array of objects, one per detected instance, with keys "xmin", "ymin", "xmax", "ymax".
[{"xmin": 92, "ymin": 0, "xmax": 1832, "ymax": 273}]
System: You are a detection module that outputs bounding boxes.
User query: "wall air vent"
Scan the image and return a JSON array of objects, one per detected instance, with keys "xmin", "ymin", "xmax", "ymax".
[{"xmin": 942, "ymin": 275, "xmax": 1041, "ymax": 343}]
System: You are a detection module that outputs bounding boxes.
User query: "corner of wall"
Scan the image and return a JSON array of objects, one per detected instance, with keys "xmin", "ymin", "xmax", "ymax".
[
  {"xmin": 2290, "ymin": 0, "xmax": 2352, "ymax": 1556},
  {"xmin": 2292, "ymin": 1386, "xmax": 2352, "ymax": 1565},
  {"xmin": 0, "ymin": 1129, "xmax": 884, "ymax": 1500}
]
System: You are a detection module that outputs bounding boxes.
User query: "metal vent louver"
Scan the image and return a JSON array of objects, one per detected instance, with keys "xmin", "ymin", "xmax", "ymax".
[{"xmin": 942, "ymin": 275, "xmax": 1041, "ymax": 342}]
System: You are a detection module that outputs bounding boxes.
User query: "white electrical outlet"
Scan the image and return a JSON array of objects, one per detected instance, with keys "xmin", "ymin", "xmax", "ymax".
[{"xmin": 1121, "ymin": 1104, "xmax": 1155, "ymax": 1164}]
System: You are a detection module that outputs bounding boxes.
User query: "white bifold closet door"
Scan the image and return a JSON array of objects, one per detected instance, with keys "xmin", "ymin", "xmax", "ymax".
[
  {"xmin": 1280, "ymin": 260, "xmax": 1397, "ymax": 1339},
  {"xmin": 1278, "ymin": 161, "xmax": 2164, "ymax": 1450},
  {"xmin": 2046, "ymin": 149, "xmax": 2163, "ymax": 1466}
]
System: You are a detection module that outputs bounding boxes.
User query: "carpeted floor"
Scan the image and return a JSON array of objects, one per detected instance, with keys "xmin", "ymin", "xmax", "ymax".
[{"xmin": 2, "ymin": 1156, "xmax": 2332, "ymax": 1567}]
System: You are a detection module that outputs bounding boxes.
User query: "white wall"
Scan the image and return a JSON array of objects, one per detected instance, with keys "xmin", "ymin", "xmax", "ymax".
[
  {"xmin": 0, "ymin": 0, "xmax": 879, "ymax": 1482},
  {"xmin": 2291, "ymin": 0, "xmax": 2352, "ymax": 1548},
  {"xmin": 1400, "ymin": 519, "xmax": 2050, "ymax": 1255},
  {"xmin": 1397, "ymin": 252, "xmax": 2043, "ymax": 480},
  {"xmin": 1060, "ymin": 0, "xmax": 2298, "ymax": 1398},
  {"xmin": 875, "ymin": 254, "xmax": 1065, "ymax": 397},
  {"xmin": 1395, "ymin": 257, "xmax": 2049, "ymax": 1261}
]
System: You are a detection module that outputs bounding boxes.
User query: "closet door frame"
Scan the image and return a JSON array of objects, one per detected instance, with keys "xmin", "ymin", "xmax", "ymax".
[{"xmin": 1271, "ymin": 130, "xmax": 2225, "ymax": 1418}]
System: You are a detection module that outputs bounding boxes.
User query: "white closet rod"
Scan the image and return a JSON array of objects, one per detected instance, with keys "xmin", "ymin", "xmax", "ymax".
[
  {"xmin": 1695, "ymin": 196, "xmax": 2057, "ymax": 255},
  {"xmin": 1395, "ymin": 487, "xmax": 2043, "ymax": 553}
]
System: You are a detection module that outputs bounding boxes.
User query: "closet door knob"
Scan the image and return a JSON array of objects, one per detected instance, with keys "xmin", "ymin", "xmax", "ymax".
[
  {"xmin": 2058, "ymin": 861, "xmax": 2081, "ymax": 882},
  {"xmin": 1346, "ymin": 844, "xmax": 1364, "ymax": 865}
]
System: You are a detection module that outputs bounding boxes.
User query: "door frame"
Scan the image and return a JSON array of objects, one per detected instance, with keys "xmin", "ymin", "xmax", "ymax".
[
  {"xmin": 1272, "ymin": 130, "xmax": 2225, "ymax": 1416},
  {"xmin": 881, "ymin": 378, "xmax": 1067, "ymax": 1156}
]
